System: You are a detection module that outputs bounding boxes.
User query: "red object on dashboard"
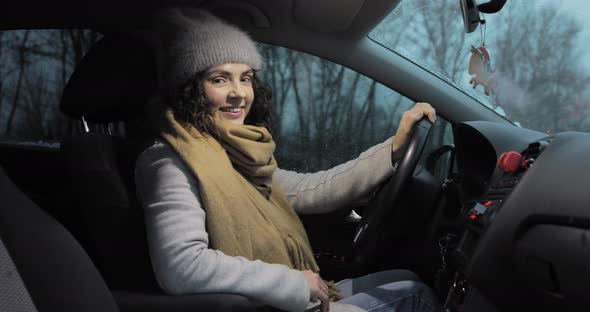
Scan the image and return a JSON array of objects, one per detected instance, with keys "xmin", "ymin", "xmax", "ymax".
[{"xmin": 497, "ymin": 151, "xmax": 523, "ymax": 173}]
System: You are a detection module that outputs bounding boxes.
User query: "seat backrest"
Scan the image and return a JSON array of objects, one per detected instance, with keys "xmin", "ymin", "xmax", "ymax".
[
  {"xmin": 60, "ymin": 34, "xmax": 159, "ymax": 291},
  {"xmin": 0, "ymin": 165, "xmax": 119, "ymax": 312},
  {"xmin": 62, "ymin": 133, "xmax": 158, "ymax": 291},
  {"xmin": 0, "ymin": 142, "xmax": 66, "ymax": 220}
]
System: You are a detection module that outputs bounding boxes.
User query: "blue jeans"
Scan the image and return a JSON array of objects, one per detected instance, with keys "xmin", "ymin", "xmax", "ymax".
[{"xmin": 335, "ymin": 270, "xmax": 440, "ymax": 312}]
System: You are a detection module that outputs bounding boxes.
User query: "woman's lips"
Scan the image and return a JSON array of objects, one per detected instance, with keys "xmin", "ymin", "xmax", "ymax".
[{"xmin": 218, "ymin": 107, "xmax": 244, "ymax": 119}]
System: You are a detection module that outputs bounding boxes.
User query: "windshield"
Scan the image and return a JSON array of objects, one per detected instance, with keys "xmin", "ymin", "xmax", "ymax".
[{"xmin": 370, "ymin": 0, "xmax": 590, "ymax": 133}]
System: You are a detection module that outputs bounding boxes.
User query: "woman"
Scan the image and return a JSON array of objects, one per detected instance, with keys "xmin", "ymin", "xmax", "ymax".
[{"xmin": 135, "ymin": 8, "xmax": 439, "ymax": 312}]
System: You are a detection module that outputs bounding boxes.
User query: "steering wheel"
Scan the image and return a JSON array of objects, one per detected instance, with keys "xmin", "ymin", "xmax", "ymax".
[{"xmin": 352, "ymin": 118, "xmax": 433, "ymax": 263}]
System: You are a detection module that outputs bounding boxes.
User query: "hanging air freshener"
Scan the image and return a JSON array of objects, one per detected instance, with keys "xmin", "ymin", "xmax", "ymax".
[{"xmin": 468, "ymin": 16, "xmax": 497, "ymax": 96}]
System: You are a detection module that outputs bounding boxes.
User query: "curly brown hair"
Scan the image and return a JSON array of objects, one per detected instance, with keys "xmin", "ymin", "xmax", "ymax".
[{"xmin": 170, "ymin": 71, "xmax": 273, "ymax": 136}]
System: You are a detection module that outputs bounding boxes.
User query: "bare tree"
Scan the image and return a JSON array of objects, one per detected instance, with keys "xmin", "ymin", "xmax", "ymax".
[
  {"xmin": 258, "ymin": 44, "xmax": 297, "ymax": 138},
  {"xmin": 17, "ymin": 72, "xmax": 52, "ymax": 139},
  {"xmin": 491, "ymin": 3, "xmax": 590, "ymax": 133},
  {"xmin": 5, "ymin": 30, "xmax": 30, "ymax": 135},
  {"xmin": 0, "ymin": 31, "xmax": 6, "ymax": 116}
]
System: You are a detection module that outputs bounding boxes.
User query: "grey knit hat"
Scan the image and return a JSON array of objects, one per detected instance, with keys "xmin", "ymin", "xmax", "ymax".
[{"xmin": 154, "ymin": 8, "xmax": 262, "ymax": 94}]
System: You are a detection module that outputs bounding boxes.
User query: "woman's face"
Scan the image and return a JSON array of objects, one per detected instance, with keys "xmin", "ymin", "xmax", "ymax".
[{"xmin": 203, "ymin": 63, "xmax": 254, "ymax": 126}]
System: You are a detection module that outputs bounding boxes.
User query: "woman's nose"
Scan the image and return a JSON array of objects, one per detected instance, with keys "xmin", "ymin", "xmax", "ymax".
[{"xmin": 229, "ymin": 82, "xmax": 246, "ymax": 98}]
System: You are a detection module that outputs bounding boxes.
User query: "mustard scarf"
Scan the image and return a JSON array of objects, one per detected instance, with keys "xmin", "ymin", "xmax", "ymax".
[{"xmin": 160, "ymin": 111, "xmax": 341, "ymax": 301}]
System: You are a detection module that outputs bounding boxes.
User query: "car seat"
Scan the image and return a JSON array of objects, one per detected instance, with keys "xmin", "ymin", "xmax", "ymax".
[
  {"xmin": 0, "ymin": 164, "xmax": 119, "ymax": 312},
  {"xmin": 59, "ymin": 34, "xmax": 256, "ymax": 311},
  {"xmin": 0, "ymin": 163, "xmax": 257, "ymax": 312}
]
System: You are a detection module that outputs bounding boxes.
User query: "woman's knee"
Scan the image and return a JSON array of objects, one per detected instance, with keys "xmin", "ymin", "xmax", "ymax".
[
  {"xmin": 377, "ymin": 281, "xmax": 440, "ymax": 310},
  {"xmin": 338, "ymin": 280, "xmax": 440, "ymax": 311}
]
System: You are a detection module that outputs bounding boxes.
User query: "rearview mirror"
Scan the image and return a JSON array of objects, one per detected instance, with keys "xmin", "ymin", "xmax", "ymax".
[
  {"xmin": 460, "ymin": 0, "xmax": 508, "ymax": 33},
  {"xmin": 460, "ymin": 0, "xmax": 480, "ymax": 33}
]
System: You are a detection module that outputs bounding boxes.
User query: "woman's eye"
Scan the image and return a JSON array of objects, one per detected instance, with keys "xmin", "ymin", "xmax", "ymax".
[
  {"xmin": 241, "ymin": 76, "xmax": 253, "ymax": 83},
  {"xmin": 211, "ymin": 77, "xmax": 226, "ymax": 84}
]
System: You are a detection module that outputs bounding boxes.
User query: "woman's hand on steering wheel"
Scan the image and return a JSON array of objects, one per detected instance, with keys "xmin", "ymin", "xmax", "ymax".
[{"xmin": 392, "ymin": 102, "xmax": 437, "ymax": 153}]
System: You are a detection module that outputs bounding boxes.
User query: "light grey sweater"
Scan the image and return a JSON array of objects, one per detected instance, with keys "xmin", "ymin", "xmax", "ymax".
[{"xmin": 135, "ymin": 138, "xmax": 395, "ymax": 312}]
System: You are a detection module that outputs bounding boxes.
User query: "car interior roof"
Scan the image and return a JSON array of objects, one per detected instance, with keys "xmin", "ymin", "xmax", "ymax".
[{"xmin": 1, "ymin": 0, "xmax": 397, "ymax": 37}]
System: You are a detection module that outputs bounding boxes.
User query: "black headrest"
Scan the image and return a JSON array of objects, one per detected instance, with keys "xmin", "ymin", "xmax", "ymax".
[{"xmin": 60, "ymin": 34, "xmax": 157, "ymax": 123}]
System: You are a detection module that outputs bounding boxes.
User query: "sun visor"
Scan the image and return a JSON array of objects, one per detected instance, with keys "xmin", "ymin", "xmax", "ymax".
[{"xmin": 293, "ymin": 0, "xmax": 365, "ymax": 33}]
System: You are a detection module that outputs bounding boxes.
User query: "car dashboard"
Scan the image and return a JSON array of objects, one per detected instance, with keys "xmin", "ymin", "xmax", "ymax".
[{"xmin": 445, "ymin": 121, "xmax": 590, "ymax": 311}]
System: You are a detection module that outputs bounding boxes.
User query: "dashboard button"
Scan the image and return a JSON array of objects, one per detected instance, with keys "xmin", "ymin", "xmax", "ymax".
[{"xmin": 497, "ymin": 151, "xmax": 523, "ymax": 173}]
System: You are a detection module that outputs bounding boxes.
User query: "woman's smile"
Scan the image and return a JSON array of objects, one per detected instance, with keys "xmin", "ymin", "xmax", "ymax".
[{"xmin": 218, "ymin": 106, "xmax": 246, "ymax": 119}]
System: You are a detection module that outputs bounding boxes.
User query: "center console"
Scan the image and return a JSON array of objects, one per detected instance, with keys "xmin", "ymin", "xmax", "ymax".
[{"xmin": 443, "ymin": 140, "xmax": 549, "ymax": 311}]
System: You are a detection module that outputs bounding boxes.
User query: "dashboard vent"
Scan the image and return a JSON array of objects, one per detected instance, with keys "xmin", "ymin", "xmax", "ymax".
[{"xmin": 521, "ymin": 140, "xmax": 551, "ymax": 163}]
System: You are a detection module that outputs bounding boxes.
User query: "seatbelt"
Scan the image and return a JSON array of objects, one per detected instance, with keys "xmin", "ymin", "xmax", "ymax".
[{"xmin": 0, "ymin": 236, "xmax": 38, "ymax": 312}]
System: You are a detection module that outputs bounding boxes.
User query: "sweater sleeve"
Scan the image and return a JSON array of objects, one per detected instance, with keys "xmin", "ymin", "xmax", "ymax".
[
  {"xmin": 274, "ymin": 137, "xmax": 396, "ymax": 215},
  {"xmin": 135, "ymin": 143, "xmax": 310, "ymax": 312}
]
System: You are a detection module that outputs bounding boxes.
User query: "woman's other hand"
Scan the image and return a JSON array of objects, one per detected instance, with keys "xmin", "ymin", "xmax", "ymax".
[
  {"xmin": 303, "ymin": 270, "xmax": 330, "ymax": 312},
  {"xmin": 391, "ymin": 102, "xmax": 437, "ymax": 153}
]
